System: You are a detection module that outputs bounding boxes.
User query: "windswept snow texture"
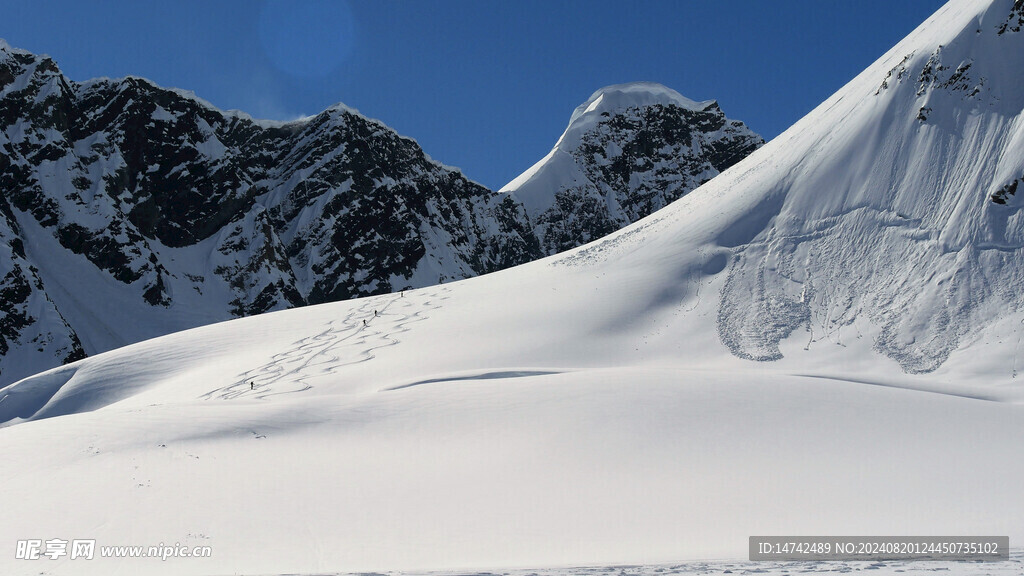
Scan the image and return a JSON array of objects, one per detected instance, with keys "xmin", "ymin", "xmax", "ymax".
[
  {"xmin": 713, "ymin": 0, "xmax": 1024, "ymax": 372},
  {"xmin": 502, "ymin": 82, "xmax": 763, "ymax": 255},
  {"xmin": 3, "ymin": 1, "xmax": 1024, "ymax": 575}
]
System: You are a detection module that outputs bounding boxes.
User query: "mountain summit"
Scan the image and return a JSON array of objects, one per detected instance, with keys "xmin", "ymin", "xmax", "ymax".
[{"xmin": 501, "ymin": 82, "xmax": 763, "ymax": 254}]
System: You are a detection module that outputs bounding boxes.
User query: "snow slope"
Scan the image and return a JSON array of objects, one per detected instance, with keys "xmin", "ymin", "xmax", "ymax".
[
  {"xmin": 713, "ymin": 0, "xmax": 1024, "ymax": 373},
  {"xmin": 2, "ymin": 272, "xmax": 1021, "ymax": 576},
  {"xmin": 3, "ymin": 1, "xmax": 1024, "ymax": 575}
]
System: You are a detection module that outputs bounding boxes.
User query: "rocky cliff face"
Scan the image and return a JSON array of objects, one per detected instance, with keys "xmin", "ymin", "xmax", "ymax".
[
  {"xmin": 0, "ymin": 45, "xmax": 763, "ymax": 387},
  {"xmin": 0, "ymin": 41, "xmax": 539, "ymax": 385},
  {"xmin": 501, "ymin": 82, "xmax": 763, "ymax": 255}
]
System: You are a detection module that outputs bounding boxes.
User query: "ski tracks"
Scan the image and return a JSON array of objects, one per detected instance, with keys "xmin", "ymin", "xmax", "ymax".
[{"xmin": 201, "ymin": 287, "xmax": 451, "ymax": 400}]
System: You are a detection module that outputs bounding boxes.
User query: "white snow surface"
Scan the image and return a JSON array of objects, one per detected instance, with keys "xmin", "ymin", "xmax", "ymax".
[{"xmin": 4, "ymin": 1, "xmax": 1024, "ymax": 575}]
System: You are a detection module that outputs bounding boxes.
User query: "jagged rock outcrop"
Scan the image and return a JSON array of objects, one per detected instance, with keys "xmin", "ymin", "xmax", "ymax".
[
  {"xmin": 0, "ymin": 40, "xmax": 539, "ymax": 384},
  {"xmin": 0, "ymin": 45, "xmax": 763, "ymax": 387},
  {"xmin": 501, "ymin": 82, "xmax": 763, "ymax": 255}
]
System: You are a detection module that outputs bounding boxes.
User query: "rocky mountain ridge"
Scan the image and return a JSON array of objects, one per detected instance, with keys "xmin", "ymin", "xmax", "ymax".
[
  {"xmin": 0, "ymin": 41, "xmax": 542, "ymax": 384},
  {"xmin": 0, "ymin": 42, "xmax": 761, "ymax": 386},
  {"xmin": 501, "ymin": 82, "xmax": 763, "ymax": 254}
]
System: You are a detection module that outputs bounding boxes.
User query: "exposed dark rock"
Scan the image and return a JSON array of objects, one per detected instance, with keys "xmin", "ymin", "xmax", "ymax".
[
  {"xmin": 0, "ymin": 42, "xmax": 542, "ymax": 385},
  {"xmin": 507, "ymin": 87, "xmax": 764, "ymax": 256},
  {"xmin": 991, "ymin": 178, "xmax": 1020, "ymax": 204},
  {"xmin": 998, "ymin": 0, "xmax": 1024, "ymax": 34},
  {"xmin": 0, "ymin": 49, "xmax": 760, "ymax": 387}
]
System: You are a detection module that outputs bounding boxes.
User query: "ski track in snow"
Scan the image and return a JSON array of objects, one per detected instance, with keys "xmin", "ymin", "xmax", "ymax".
[
  {"xmin": 201, "ymin": 287, "xmax": 451, "ymax": 400},
  {"xmin": 1013, "ymin": 317, "xmax": 1024, "ymax": 379}
]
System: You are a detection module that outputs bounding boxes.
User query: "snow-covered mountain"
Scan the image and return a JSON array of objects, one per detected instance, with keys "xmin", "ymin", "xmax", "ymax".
[
  {"xmin": 0, "ymin": 43, "xmax": 765, "ymax": 388},
  {"xmin": 714, "ymin": 0, "xmax": 1024, "ymax": 373},
  {"xmin": 501, "ymin": 82, "xmax": 763, "ymax": 254},
  {"xmin": 3, "ymin": 1, "xmax": 1024, "ymax": 574},
  {"xmin": 0, "ymin": 40, "xmax": 540, "ymax": 385}
]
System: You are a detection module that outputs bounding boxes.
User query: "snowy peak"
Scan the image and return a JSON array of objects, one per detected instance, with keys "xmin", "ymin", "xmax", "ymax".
[
  {"xmin": 503, "ymin": 82, "xmax": 762, "ymax": 255},
  {"xmin": 561, "ymin": 82, "xmax": 711, "ymax": 143},
  {"xmin": 0, "ymin": 41, "xmax": 68, "ymax": 107},
  {"xmin": 0, "ymin": 37, "xmax": 33, "ymax": 61},
  {"xmin": 561, "ymin": 82, "xmax": 713, "ymax": 146},
  {"xmin": 569, "ymin": 82, "xmax": 710, "ymax": 120}
]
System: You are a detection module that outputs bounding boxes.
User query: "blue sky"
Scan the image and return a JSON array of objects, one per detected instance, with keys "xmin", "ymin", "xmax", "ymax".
[{"xmin": 2, "ymin": 0, "xmax": 946, "ymax": 190}]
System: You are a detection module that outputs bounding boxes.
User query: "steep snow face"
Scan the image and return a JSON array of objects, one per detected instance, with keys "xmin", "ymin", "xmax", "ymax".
[
  {"xmin": 496, "ymin": 0, "xmax": 1024, "ymax": 377},
  {"xmin": 712, "ymin": 0, "xmax": 1024, "ymax": 372},
  {"xmin": 0, "ymin": 43, "xmax": 540, "ymax": 386},
  {"xmin": 502, "ymin": 82, "xmax": 763, "ymax": 255},
  {"xmin": 0, "ymin": 200, "xmax": 84, "ymax": 385},
  {"xmin": 3, "ymin": 3, "xmax": 1024, "ymax": 574}
]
